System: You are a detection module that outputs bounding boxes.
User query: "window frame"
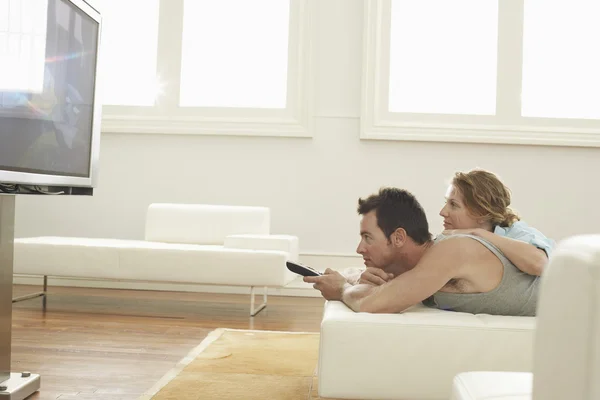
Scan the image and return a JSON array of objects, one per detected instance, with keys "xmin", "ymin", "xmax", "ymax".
[
  {"xmin": 100, "ymin": 0, "xmax": 313, "ymax": 138},
  {"xmin": 361, "ymin": 0, "xmax": 600, "ymax": 148}
]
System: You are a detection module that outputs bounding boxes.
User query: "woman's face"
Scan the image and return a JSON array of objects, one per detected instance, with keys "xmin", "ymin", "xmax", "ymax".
[{"xmin": 439, "ymin": 185, "xmax": 481, "ymax": 230}]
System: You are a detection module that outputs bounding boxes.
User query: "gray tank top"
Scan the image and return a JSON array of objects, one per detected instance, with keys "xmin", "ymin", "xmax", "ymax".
[{"xmin": 422, "ymin": 233, "xmax": 540, "ymax": 316}]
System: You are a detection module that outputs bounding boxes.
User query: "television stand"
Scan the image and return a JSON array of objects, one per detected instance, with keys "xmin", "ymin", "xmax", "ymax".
[
  {"xmin": 0, "ymin": 373, "xmax": 40, "ymax": 400},
  {"xmin": 0, "ymin": 195, "xmax": 40, "ymax": 399}
]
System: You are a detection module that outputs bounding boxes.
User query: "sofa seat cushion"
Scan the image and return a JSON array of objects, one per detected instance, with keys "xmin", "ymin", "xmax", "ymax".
[
  {"xmin": 14, "ymin": 236, "xmax": 297, "ymax": 287},
  {"xmin": 452, "ymin": 371, "xmax": 532, "ymax": 400},
  {"xmin": 318, "ymin": 301, "xmax": 535, "ymax": 400}
]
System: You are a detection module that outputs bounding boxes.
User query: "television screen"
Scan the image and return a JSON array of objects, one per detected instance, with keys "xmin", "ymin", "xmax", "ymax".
[{"xmin": 0, "ymin": 0, "xmax": 101, "ymax": 190}]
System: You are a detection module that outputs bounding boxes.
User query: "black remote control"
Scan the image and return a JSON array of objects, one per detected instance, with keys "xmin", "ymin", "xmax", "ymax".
[{"xmin": 286, "ymin": 261, "xmax": 322, "ymax": 277}]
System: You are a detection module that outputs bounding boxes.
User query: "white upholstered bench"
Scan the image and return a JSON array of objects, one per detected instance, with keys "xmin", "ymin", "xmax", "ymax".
[{"xmin": 13, "ymin": 203, "xmax": 299, "ymax": 316}]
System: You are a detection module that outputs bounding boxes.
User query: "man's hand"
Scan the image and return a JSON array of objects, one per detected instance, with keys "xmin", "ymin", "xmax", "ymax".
[
  {"xmin": 303, "ymin": 269, "xmax": 348, "ymax": 300},
  {"xmin": 359, "ymin": 267, "xmax": 394, "ymax": 286}
]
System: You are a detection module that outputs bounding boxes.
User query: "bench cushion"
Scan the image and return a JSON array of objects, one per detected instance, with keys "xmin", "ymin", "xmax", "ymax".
[
  {"xmin": 14, "ymin": 236, "xmax": 297, "ymax": 287},
  {"xmin": 14, "ymin": 237, "xmax": 121, "ymax": 278},
  {"xmin": 224, "ymin": 234, "xmax": 299, "ymax": 261}
]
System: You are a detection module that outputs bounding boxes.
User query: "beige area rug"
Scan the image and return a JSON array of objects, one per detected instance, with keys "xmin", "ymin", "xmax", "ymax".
[{"xmin": 139, "ymin": 328, "xmax": 339, "ymax": 400}]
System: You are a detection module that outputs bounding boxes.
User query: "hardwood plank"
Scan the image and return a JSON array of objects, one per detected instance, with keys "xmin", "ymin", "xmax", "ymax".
[{"xmin": 9, "ymin": 285, "xmax": 325, "ymax": 399}]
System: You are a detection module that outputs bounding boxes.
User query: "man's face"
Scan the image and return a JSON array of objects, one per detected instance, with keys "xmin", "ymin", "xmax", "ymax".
[
  {"xmin": 439, "ymin": 185, "xmax": 480, "ymax": 230},
  {"xmin": 356, "ymin": 210, "xmax": 397, "ymax": 269}
]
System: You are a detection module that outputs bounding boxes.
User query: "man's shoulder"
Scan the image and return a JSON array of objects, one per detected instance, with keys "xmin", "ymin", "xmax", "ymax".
[
  {"xmin": 430, "ymin": 234, "xmax": 489, "ymax": 260},
  {"xmin": 434, "ymin": 234, "xmax": 488, "ymax": 251},
  {"xmin": 430, "ymin": 235, "xmax": 504, "ymax": 285},
  {"xmin": 417, "ymin": 236, "xmax": 494, "ymax": 285},
  {"xmin": 432, "ymin": 233, "xmax": 496, "ymax": 263}
]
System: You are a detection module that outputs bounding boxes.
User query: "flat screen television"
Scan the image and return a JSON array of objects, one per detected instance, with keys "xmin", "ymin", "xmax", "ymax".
[{"xmin": 0, "ymin": 0, "xmax": 101, "ymax": 195}]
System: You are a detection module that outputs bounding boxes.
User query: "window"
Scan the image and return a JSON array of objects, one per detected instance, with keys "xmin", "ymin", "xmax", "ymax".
[
  {"xmin": 99, "ymin": 0, "xmax": 311, "ymax": 137},
  {"xmin": 99, "ymin": 0, "xmax": 160, "ymax": 106},
  {"xmin": 389, "ymin": 0, "xmax": 498, "ymax": 116},
  {"xmin": 0, "ymin": 0, "xmax": 48, "ymax": 94},
  {"xmin": 521, "ymin": 0, "xmax": 600, "ymax": 120},
  {"xmin": 362, "ymin": 0, "xmax": 600, "ymax": 147},
  {"xmin": 180, "ymin": 0, "xmax": 290, "ymax": 109}
]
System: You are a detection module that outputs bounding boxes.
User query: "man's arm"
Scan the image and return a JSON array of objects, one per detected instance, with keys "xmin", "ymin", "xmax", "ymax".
[{"xmin": 341, "ymin": 239, "xmax": 469, "ymax": 313}]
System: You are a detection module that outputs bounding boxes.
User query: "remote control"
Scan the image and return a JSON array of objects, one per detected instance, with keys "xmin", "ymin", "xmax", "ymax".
[{"xmin": 286, "ymin": 261, "xmax": 322, "ymax": 277}]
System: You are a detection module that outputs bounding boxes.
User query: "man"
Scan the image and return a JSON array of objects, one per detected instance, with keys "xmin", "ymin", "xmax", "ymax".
[{"xmin": 305, "ymin": 187, "xmax": 540, "ymax": 317}]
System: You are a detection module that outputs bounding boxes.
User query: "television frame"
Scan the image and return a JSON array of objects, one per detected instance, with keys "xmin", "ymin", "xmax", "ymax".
[{"xmin": 0, "ymin": 0, "xmax": 103, "ymax": 190}]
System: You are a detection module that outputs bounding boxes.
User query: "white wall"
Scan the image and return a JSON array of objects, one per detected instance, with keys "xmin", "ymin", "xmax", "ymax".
[{"xmin": 14, "ymin": 0, "xmax": 600, "ymax": 289}]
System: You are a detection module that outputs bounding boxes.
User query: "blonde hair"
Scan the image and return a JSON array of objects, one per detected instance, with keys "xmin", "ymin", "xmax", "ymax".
[{"xmin": 451, "ymin": 169, "xmax": 520, "ymax": 228}]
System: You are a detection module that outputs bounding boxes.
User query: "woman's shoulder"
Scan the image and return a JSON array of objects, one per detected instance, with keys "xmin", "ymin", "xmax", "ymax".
[
  {"xmin": 495, "ymin": 220, "xmax": 549, "ymax": 239},
  {"xmin": 495, "ymin": 220, "xmax": 534, "ymax": 236},
  {"xmin": 496, "ymin": 220, "xmax": 556, "ymax": 254},
  {"xmin": 508, "ymin": 220, "xmax": 531, "ymax": 230}
]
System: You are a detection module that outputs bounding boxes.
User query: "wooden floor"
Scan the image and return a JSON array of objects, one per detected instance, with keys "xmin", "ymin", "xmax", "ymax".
[{"xmin": 9, "ymin": 285, "xmax": 326, "ymax": 400}]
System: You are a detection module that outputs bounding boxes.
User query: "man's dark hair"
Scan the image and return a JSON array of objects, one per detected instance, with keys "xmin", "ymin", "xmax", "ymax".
[{"xmin": 357, "ymin": 187, "xmax": 432, "ymax": 245}]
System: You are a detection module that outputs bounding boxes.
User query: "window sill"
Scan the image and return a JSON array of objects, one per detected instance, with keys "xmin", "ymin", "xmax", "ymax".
[
  {"xmin": 101, "ymin": 114, "xmax": 311, "ymax": 138},
  {"xmin": 360, "ymin": 121, "xmax": 600, "ymax": 148}
]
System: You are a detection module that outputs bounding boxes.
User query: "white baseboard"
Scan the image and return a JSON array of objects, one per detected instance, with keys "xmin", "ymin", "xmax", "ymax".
[{"xmin": 13, "ymin": 253, "xmax": 364, "ymax": 298}]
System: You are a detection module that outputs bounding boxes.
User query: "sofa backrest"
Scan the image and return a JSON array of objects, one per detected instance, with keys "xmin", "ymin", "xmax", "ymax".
[
  {"xmin": 144, "ymin": 203, "xmax": 270, "ymax": 245},
  {"xmin": 532, "ymin": 234, "xmax": 600, "ymax": 400}
]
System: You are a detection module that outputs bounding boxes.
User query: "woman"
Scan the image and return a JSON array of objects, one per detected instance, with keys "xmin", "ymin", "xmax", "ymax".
[{"xmin": 439, "ymin": 169, "xmax": 554, "ymax": 276}]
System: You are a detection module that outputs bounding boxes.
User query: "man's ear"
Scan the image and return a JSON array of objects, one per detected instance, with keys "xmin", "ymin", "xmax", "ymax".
[{"xmin": 391, "ymin": 228, "xmax": 407, "ymax": 247}]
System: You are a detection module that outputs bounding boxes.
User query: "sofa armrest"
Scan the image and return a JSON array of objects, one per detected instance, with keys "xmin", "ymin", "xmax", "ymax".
[
  {"xmin": 224, "ymin": 234, "xmax": 299, "ymax": 261},
  {"xmin": 318, "ymin": 301, "xmax": 535, "ymax": 400}
]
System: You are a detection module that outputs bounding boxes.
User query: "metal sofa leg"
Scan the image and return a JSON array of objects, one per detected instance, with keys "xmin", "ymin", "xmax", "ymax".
[
  {"xmin": 13, "ymin": 275, "xmax": 47, "ymax": 309},
  {"xmin": 250, "ymin": 286, "xmax": 267, "ymax": 317}
]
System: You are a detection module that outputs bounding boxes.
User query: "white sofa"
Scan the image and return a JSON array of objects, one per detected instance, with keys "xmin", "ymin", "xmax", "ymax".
[
  {"xmin": 451, "ymin": 234, "xmax": 600, "ymax": 400},
  {"xmin": 318, "ymin": 302, "xmax": 535, "ymax": 400},
  {"xmin": 13, "ymin": 203, "xmax": 299, "ymax": 316}
]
